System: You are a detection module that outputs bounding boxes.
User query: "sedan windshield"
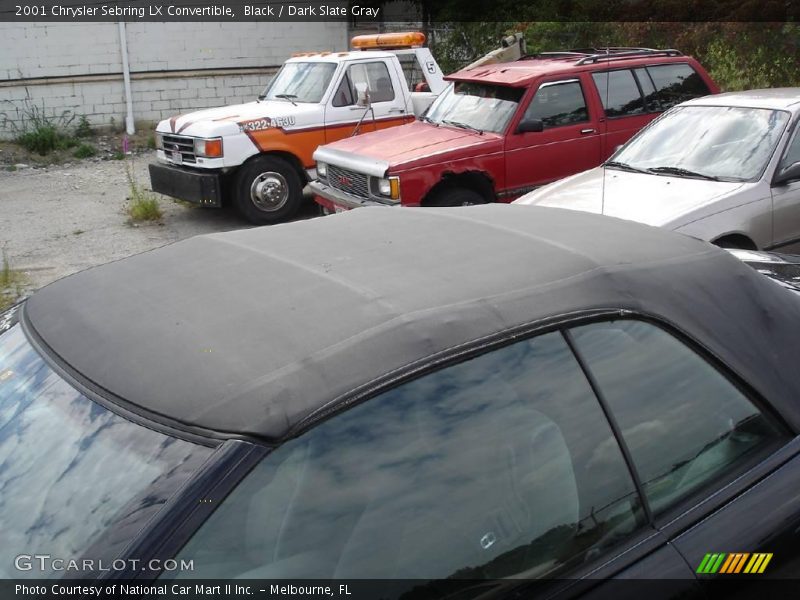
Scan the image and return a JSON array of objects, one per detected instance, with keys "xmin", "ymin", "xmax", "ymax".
[
  {"xmin": 425, "ymin": 82, "xmax": 524, "ymax": 134},
  {"xmin": 260, "ymin": 62, "xmax": 337, "ymax": 104},
  {"xmin": 0, "ymin": 311, "xmax": 212, "ymax": 578},
  {"xmin": 612, "ymin": 105, "xmax": 790, "ymax": 181}
]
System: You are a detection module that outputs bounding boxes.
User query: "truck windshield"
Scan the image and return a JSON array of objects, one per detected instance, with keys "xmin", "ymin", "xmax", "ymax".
[
  {"xmin": 0, "ymin": 310, "xmax": 213, "ymax": 578},
  {"xmin": 425, "ymin": 82, "xmax": 524, "ymax": 134},
  {"xmin": 261, "ymin": 62, "xmax": 337, "ymax": 104}
]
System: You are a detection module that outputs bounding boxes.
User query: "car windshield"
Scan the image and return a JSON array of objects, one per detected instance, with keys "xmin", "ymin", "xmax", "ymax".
[
  {"xmin": 0, "ymin": 310, "xmax": 213, "ymax": 578},
  {"xmin": 260, "ymin": 62, "xmax": 337, "ymax": 104},
  {"xmin": 424, "ymin": 81, "xmax": 524, "ymax": 134},
  {"xmin": 612, "ymin": 105, "xmax": 790, "ymax": 182}
]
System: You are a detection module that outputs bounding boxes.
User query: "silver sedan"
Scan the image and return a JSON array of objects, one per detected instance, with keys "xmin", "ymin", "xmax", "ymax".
[{"xmin": 514, "ymin": 88, "xmax": 800, "ymax": 251}]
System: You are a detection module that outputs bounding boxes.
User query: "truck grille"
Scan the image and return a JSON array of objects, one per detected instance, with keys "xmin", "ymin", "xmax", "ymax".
[
  {"xmin": 162, "ymin": 134, "xmax": 196, "ymax": 164},
  {"xmin": 328, "ymin": 165, "xmax": 369, "ymax": 199}
]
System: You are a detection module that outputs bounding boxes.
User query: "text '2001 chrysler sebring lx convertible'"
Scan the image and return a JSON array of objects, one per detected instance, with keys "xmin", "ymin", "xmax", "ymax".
[{"xmin": 2, "ymin": 206, "xmax": 800, "ymax": 598}]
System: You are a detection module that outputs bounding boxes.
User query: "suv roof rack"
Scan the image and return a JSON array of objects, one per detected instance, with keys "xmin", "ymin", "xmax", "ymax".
[{"xmin": 526, "ymin": 47, "xmax": 683, "ymax": 66}]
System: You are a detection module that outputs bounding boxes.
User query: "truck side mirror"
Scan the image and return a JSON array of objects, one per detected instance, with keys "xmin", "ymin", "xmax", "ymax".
[
  {"xmin": 355, "ymin": 83, "xmax": 371, "ymax": 108},
  {"xmin": 773, "ymin": 162, "xmax": 800, "ymax": 186},
  {"xmin": 517, "ymin": 118, "xmax": 544, "ymax": 134}
]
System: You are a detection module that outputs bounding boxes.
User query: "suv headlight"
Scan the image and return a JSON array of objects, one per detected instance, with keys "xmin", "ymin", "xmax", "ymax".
[
  {"xmin": 194, "ymin": 137, "xmax": 223, "ymax": 158},
  {"xmin": 317, "ymin": 161, "xmax": 328, "ymax": 180},
  {"xmin": 371, "ymin": 176, "xmax": 400, "ymax": 200}
]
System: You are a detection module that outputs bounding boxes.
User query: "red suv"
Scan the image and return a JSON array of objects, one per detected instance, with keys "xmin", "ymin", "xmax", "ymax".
[{"xmin": 310, "ymin": 48, "xmax": 719, "ymax": 210}]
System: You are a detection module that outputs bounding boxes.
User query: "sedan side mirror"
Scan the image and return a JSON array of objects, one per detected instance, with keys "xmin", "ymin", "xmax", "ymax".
[
  {"xmin": 773, "ymin": 162, "xmax": 800, "ymax": 186},
  {"xmin": 517, "ymin": 118, "xmax": 544, "ymax": 134}
]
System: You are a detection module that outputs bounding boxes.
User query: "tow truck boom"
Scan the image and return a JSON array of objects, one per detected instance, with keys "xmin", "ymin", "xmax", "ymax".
[{"xmin": 463, "ymin": 33, "xmax": 527, "ymax": 70}]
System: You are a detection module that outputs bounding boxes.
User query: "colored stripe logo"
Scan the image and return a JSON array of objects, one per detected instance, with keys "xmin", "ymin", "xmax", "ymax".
[{"xmin": 697, "ymin": 552, "xmax": 773, "ymax": 574}]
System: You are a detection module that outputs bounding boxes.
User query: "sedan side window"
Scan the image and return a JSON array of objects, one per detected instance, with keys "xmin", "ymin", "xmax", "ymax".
[
  {"xmin": 167, "ymin": 332, "xmax": 645, "ymax": 583},
  {"xmin": 778, "ymin": 125, "xmax": 800, "ymax": 171},
  {"xmin": 524, "ymin": 80, "xmax": 589, "ymax": 128},
  {"xmin": 569, "ymin": 320, "xmax": 785, "ymax": 516}
]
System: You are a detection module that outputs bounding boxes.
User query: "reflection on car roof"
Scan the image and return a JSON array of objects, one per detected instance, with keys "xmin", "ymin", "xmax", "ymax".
[{"xmin": 23, "ymin": 205, "xmax": 800, "ymax": 441}]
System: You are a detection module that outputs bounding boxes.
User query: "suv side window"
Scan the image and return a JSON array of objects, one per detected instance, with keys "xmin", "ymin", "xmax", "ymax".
[
  {"xmin": 591, "ymin": 69, "xmax": 646, "ymax": 118},
  {"xmin": 168, "ymin": 332, "xmax": 645, "ymax": 581},
  {"xmin": 569, "ymin": 320, "xmax": 785, "ymax": 516},
  {"xmin": 643, "ymin": 63, "xmax": 710, "ymax": 111},
  {"xmin": 332, "ymin": 61, "xmax": 395, "ymax": 107},
  {"xmin": 524, "ymin": 80, "xmax": 589, "ymax": 128}
]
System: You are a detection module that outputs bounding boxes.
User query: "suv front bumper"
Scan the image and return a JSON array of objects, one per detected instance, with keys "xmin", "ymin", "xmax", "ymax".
[
  {"xmin": 309, "ymin": 180, "xmax": 397, "ymax": 213},
  {"xmin": 149, "ymin": 162, "xmax": 223, "ymax": 208}
]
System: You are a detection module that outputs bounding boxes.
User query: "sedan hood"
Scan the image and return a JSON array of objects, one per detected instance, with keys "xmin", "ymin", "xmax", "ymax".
[
  {"xmin": 318, "ymin": 120, "xmax": 500, "ymax": 169},
  {"xmin": 156, "ymin": 100, "xmax": 320, "ymax": 138},
  {"xmin": 514, "ymin": 167, "xmax": 747, "ymax": 228}
]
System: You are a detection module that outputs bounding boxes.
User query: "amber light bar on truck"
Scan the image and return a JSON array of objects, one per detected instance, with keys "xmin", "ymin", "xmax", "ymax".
[{"xmin": 351, "ymin": 32, "xmax": 426, "ymax": 50}]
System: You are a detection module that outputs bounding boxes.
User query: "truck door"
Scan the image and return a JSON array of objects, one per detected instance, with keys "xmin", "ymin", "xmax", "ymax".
[
  {"xmin": 324, "ymin": 60, "xmax": 411, "ymax": 143},
  {"xmin": 504, "ymin": 77, "xmax": 602, "ymax": 199}
]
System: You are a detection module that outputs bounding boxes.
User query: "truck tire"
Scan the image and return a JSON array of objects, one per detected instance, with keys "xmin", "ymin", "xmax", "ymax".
[
  {"xmin": 234, "ymin": 156, "xmax": 303, "ymax": 225},
  {"xmin": 427, "ymin": 187, "xmax": 487, "ymax": 207}
]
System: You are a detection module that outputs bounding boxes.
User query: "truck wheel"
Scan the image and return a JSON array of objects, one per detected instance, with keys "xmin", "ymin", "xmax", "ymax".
[
  {"xmin": 427, "ymin": 187, "xmax": 487, "ymax": 207},
  {"xmin": 234, "ymin": 156, "xmax": 303, "ymax": 225}
]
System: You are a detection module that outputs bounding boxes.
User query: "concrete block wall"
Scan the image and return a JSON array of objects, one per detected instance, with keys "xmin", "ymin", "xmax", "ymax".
[{"xmin": 0, "ymin": 22, "xmax": 348, "ymax": 139}]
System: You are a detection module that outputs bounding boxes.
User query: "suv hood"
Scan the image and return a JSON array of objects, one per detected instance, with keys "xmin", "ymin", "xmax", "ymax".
[
  {"xmin": 155, "ymin": 100, "xmax": 320, "ymax": 138},
  {"xmin": 514, "ymin": 167, "xmax": 748, "ymax": 228},
  {"xmin": 317, "ymin": 120, "xmax": 501, "ymax": 170}
]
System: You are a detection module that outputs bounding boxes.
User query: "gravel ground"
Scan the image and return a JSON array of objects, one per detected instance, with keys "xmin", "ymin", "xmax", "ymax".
[{"xmin": 0, "ymin": 156, "xmax": 319, "ymax": 297}]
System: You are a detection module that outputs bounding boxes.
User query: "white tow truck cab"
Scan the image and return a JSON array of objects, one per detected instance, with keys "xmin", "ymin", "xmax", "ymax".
[{"xmin": 149, "ymin": 32, "xmax": 447, "ymax": 224}]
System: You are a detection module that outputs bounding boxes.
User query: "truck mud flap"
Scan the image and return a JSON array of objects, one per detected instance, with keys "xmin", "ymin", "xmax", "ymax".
[{"xmin": 149, "ymin": 163, "xmax": 223, "ymax": 207}]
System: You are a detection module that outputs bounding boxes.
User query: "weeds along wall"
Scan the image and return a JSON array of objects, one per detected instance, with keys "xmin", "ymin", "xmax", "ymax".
[{"xmin": 0, "ymin": 22, "xmax": 349, "ymax": 140}]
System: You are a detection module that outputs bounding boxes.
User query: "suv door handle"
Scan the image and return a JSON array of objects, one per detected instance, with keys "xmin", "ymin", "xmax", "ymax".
[{"xmin": 581, "ymin": 128, "xmax": 596, "ymax": 134}]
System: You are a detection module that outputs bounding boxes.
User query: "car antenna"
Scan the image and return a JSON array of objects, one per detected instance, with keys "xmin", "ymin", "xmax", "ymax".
[{"xmin": 600, "ymin": 47, "xmax": 610, "ymax": 216}]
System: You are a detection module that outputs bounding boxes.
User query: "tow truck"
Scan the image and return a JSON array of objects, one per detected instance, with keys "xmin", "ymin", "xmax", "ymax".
[{"xmin": 148, "ymin": 32, "xmax": 448, "ymax": 224}]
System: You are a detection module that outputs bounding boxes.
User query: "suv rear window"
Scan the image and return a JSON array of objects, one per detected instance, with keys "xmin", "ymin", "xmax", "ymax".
[
  {"xmin": 592, "ymin": 63, "xmax": 710, "ymax": 117},
  {"xmin": 642, "ymin": 63, "xmax": 710, "ymax": 111}
]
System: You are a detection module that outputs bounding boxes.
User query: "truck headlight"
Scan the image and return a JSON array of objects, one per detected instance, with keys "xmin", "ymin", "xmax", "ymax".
[
  {"xmin": 155, "ymin": 133, "xmax": 164, "ymax": 150},
  {"xmin": 194, "ymin": 137, "xmax": 223, "ymax": 158},
  {"xmin": 372, "ymin": 176, "xmax": 400, "ymax": 200},
  {"xmin": 317, "ymin": 162, "xmax": 328, "ymax": 180}
]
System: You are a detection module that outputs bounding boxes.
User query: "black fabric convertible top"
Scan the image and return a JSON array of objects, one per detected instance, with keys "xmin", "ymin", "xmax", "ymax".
[{"xmin": 23, "ymin": 205, "xmax": 800, "ymax": 440}]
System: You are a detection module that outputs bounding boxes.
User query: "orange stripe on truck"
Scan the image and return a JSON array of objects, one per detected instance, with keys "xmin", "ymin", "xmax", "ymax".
[{"xmin": 244, "ymin": 116, "xmax": 411, "ymax": 168}]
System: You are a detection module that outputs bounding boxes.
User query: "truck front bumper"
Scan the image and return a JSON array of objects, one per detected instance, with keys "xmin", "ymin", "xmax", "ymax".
[
  {"xmin": 149, "ymin": 162, "xmax": 223, "ymax": 208},
  {"xmin": 309, "ymin": 180, "xmax": 397, "ymax": 213}
]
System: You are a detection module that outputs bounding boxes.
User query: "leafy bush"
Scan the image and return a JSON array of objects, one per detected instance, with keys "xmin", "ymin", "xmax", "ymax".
[
  {"xmin": 73, "ymin": 143, "xmax": 97, "ymax": 159},
  {"xmin": 125, "ymin": 159, "xmax": 163, "ymax": 223},
  {"xmin": 75, "ymin": 115, "xmax": 93, "ymax": 138},
  {"xmin": 128, "ymin": 197, "xmax": 162, "ymax": 222},
  {"xmin": 429, "ymin": 22, "xmax": 800, "ymax": 92},
  {"xmin": 0, "ymin": 89, "xmax": 76, "ymax": 155}
]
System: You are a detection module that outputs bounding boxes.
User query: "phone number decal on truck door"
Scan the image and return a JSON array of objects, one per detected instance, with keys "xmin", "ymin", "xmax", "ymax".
[{"xmin": 239, "ymin": 117, "xmax": 297, "ymax": 132}]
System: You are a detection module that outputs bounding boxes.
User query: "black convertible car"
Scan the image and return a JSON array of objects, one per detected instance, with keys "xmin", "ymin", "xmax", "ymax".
[{"xmin": 1, "ymin": 205, "xmax": 799, "ymax": 598}]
